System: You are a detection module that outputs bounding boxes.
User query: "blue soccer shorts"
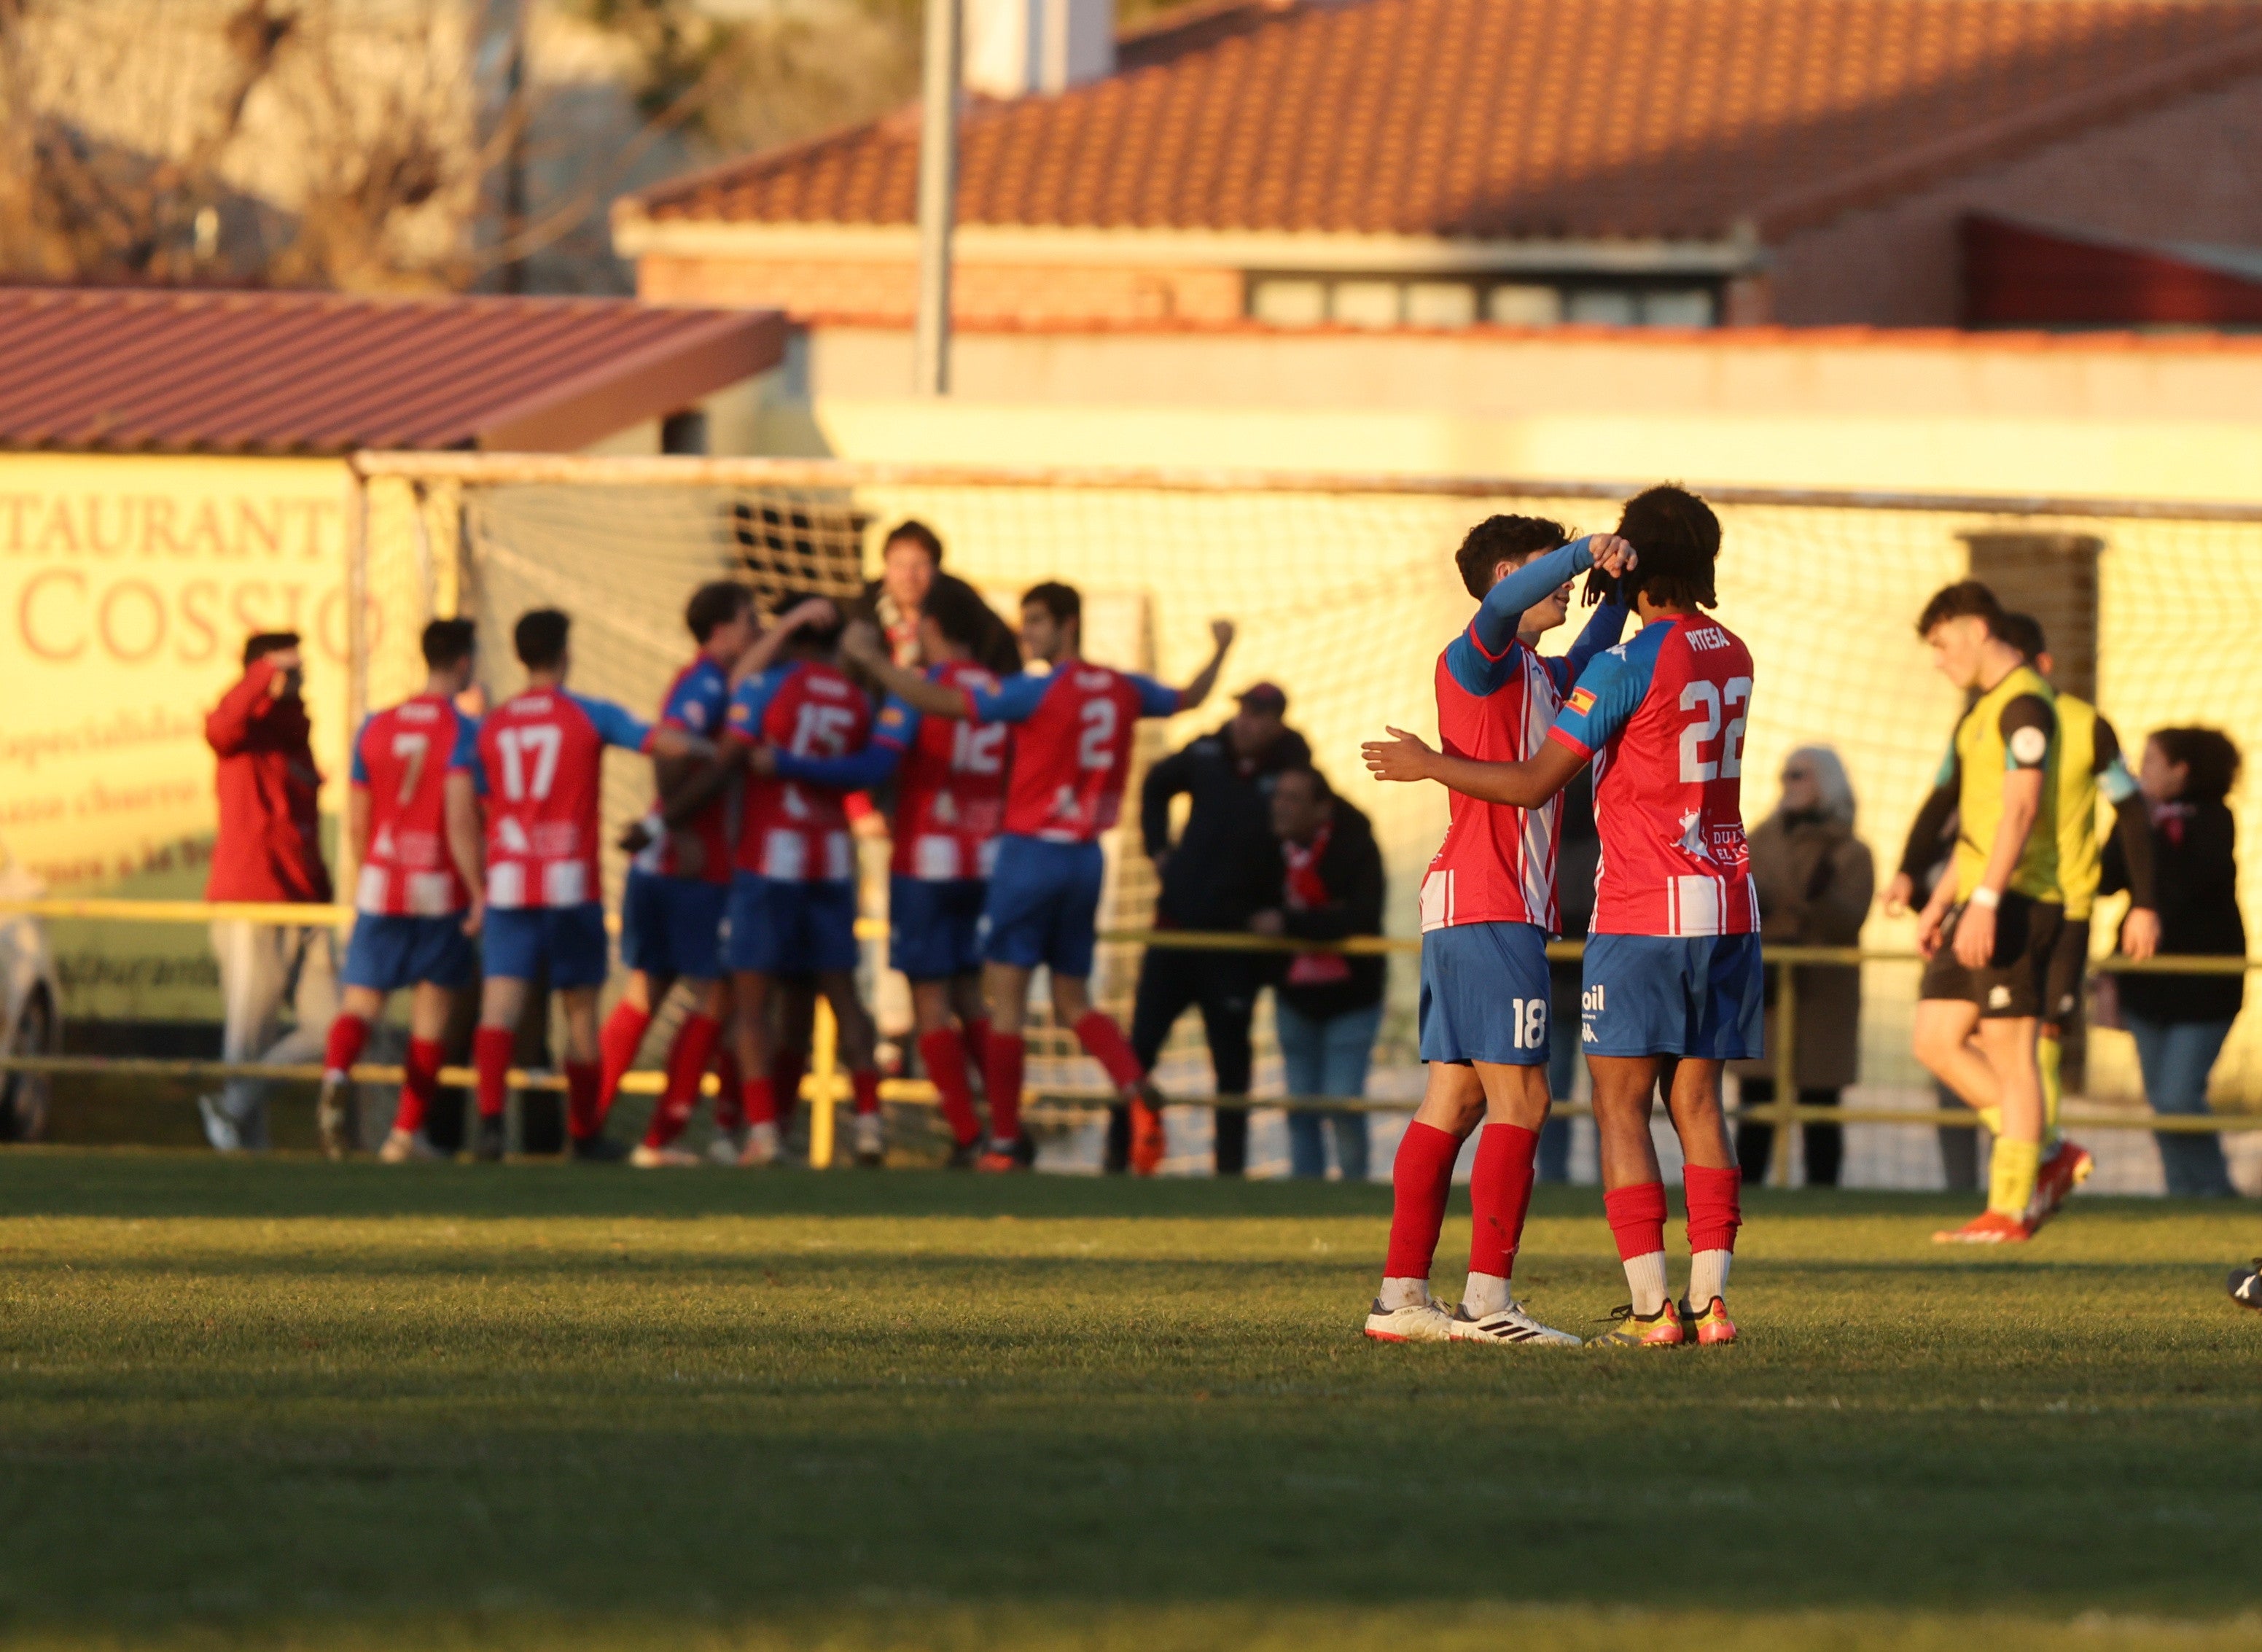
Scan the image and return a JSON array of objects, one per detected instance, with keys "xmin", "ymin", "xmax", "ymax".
[
  {"xmin": 620, "ymin": 868, "xmax": 728, "ymax": 981},
  {"xmin": 981, "ymin": 835, "xmax": 1104, "ymax": 978},
  {"xmin": 1418, "ymin": 919, "xmax": 1553, "ymax": 1067},
  {"xmin": 1579, "ymin": 932, "xmax": 1765, "ymax": 1060},
  {"xmin": 343, "ymin": 913, "xmax": 477, "ymax": 993},
  {"xmin": 482, "ymin": 902, "xmax": 611, "ymax": 990},
  {"xmin": 889, "ymin": 874, "xmax": 988, "ymax": 981},
  {"xmin": 725, "ymin": 873, "xmax": 860, "ymax": 975}
]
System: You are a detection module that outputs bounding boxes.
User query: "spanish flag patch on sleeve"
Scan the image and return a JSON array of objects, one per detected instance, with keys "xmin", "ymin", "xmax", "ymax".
[{"xmin": 1568, "ymin": 687, "xmax": 1596, "ymax": 714}]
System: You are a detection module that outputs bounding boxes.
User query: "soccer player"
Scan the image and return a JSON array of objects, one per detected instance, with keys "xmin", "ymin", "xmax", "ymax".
[
  {"xmin": 1365, "ymin": 485, "xmax": 1759, "ymax": 1348},
  {"xmin": 319, "ymin": 618, "xmax": 485, "ymax": 1163},
  {"xmin": 1352, "ymin": 516, "xmax": 1633, "ymax": 1347},
  {"xmin": 474, "ymin": 609, "xmax": 709, "ymax": 1164},
  {"xmin": 1887, "ymin": 607, "xmax": 2159, "ymax": 1224},
  {"xmin": 1884, "ymin": 583, "xmax": 2064, "ymax": 1242},
  {"xmin": 844, "ymin": 583, "xmax": 1233, "ymax": 1173},
  {"xmin": 749, "ymin": 577, "xmax": 1010, "ymax": 1165},
  {"xmin": 598, "ymin": 580, "xmax": 760, "ymax": 1168},
  {"xmin": 714, "ymin": 596, "xmax": 889, "ymax": 1167}
]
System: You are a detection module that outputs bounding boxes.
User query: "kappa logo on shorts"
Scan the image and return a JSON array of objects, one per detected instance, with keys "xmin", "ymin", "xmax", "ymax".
[
  {"xmin": 1580, "ymin": 981, "xmax": 1604, "ymax": 1042},
  {"xmin": 1988, "ymin": 985, "xmax": 2013, "ymax": 1009}
]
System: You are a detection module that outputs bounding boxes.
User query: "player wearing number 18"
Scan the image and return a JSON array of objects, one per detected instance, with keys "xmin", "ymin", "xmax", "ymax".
[
  {"xmin": 1367, "ymin": 486, "xmax": 1760, "ymax": 1349},
  {"xmin": 845, "ymin": 583, "xmax": 1234, "ymax": 1173},
  {"xmin": 473, "ymin": 609, "xmax": 711, "ymax": 1163},
  {"xmin": 318, "ymin": 618, "xmax": 485, "ymax": 1162}
]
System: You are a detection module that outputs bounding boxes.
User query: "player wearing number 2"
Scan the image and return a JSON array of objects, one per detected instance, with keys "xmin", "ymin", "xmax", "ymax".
[
  {"xmin": 475, "ymin": 609, "xmax": 710, "ymax": 1164},
  {"xmin": 1357, "ymin": 517, "xmax": 1634, "ymax": 1349},
  {"xmin": 1367, "ymin": 486, "xmax": 1760, "ymax": 1349},
  {"xmin": 319, "ymin": 618, "xmax": 485, "ymax": 1162},
  {"xmin": 845, "ymin": 581, "xmax": 1233, "ymax": 1174}
]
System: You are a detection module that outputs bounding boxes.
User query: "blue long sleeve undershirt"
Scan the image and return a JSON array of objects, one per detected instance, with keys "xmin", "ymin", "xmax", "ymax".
[{"xmin": 1469, "ymin": 537, "xmax": 1595, "ymax": 657}]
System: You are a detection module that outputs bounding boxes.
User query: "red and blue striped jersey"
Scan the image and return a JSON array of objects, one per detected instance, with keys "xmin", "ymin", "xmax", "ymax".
[
  {"xmin": 878, "ymin": 659, "xmax": 1010, "ymax": 879},
  {"xmin": 728, "ymin": 661, "xmax": 874, "ymax": 881},
  {"xmin": 349, "ymin": 693, "xmax": 478, "ymax": 916},
  {"xmin": 1549, "ymin": 615, "xmax": 1758, "ymax": 938},
  {"xmin": 476, "ymin": 688, "xmax": 652, "ymax": 910},
  {"xmin": 969, "ymin": 664, "xmax": 1181, "ymax": 843}
]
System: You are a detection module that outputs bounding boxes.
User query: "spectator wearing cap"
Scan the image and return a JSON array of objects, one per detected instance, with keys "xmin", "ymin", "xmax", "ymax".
[
  {"xmin": 1128, "ymin": 682, "xmax": 1311, "ymax": 1175},
  {"xmin": 200, "ymin": 631, "xmax": 340, "ymax": 1150},
  {"xmin": 1249, "ymin": 765, "xmax": 1387, "ymax": 1179}
]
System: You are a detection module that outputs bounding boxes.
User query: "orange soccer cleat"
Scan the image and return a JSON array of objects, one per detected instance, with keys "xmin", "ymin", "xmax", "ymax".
[
  {"xmin": 1932, "ymin": 1209, "xmax": 2032, "ymax": 1244},
  {"xmin": 1682, "ymin": 1296, "xmax": 1739, "ymax": 1346},
  {"xmin": 1128, "ymin": 1083, "xmax": 1168, "ymax": 1177},
  {"xmin": 1592, "ymin": 1299, "xmax": 1685, "ymax": 1348},
  {"xmin": 2027, "ymin": 1138, "xmax": 2095, "ymax": 1229}
]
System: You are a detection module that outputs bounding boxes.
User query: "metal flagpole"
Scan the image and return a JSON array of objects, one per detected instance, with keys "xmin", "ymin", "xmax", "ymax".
[{"xmin": 913, "ymin": 0, "xmax": 960, "ymax": 397}]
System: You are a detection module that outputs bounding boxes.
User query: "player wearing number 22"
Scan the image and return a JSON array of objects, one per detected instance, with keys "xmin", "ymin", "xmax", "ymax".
[
  {"xmin": 472, "ymin": 609, "xmax": 709, "ymax": 1164},
  {"xmin": 1360, "ymin": 517, "xmax": 1633, "ymax": 1350},
  {"xmin": 1367, "ymin": 486, "xmax": 1760, "ymax": 1349},
  {"xmin": 846, "ymin": 580, "xmax": 1235, "ymax": 1174},
  {"xmin": 319, "ymin": 617, "xmax": 486, "ymax": 1162}
]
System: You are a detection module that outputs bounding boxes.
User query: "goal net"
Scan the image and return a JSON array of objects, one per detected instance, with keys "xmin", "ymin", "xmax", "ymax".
[{"xmin": 351, "ymin": 454, "xmax": 2262, "ymax": 1189}]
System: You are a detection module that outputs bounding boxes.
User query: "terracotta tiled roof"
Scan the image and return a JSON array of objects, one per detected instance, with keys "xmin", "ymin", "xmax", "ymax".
[
  {"xmin": 0, "ymin": 287, "xmax": 786, "ymax": 455},
  {"xmin": 629, "ymin": 0, "xmax": 2262, "ymax": 243}
]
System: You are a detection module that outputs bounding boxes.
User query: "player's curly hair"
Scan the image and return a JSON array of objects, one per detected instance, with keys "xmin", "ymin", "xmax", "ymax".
[
  {"xmin": 1612, "ymin": 484, "xmax": 1720, "ymax": 611},
  {"xmin": 2150, "ymin": 726, "xmax": 2242, "ymax": 803},
  {"xmin": 1453, "ymin": 515, "xmax": 1572, "ymax": 600}
]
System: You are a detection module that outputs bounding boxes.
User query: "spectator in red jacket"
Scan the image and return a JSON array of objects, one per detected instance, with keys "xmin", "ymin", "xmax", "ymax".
[{"xmin": 200, "ymin": 631, "xmax": 339, "ymax": 1151}]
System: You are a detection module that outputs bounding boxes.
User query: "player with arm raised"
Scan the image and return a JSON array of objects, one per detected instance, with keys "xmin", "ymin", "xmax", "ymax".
[
  {"xmin": 1365, "ymin": 486, "xmax": 1759, "ymax": 1348},
  {"xmin": 318, "ymin": 619, "xmax": 485, "ymax": 1163},
  {"xmin": 1356, "ymin": 516, "xmax": 1634, "ymax": 1347},
  {"xmin": 475, "ymin": 609, "xmax": 711, "ymax": 1164},
  {"xmin": 845, "ymin": 582, "xmax": 1233, "ymax": 1173},
  {"xmin": 716, "ymin": 597, "xmax": 888, "ymax": 1167},
  {"xmin": 596, "ymin": 581, "xmax": 760, "ymax": 1166}
]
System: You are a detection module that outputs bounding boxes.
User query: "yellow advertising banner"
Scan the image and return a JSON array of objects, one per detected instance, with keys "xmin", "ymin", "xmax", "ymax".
[{"xmin": 1, "ymin": 453, "xmax": 356, "ymax": 1019}]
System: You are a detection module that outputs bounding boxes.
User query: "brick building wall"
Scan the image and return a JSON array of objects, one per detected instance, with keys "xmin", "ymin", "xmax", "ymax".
[
  {"xmin": 639, "ymin": 253, "xmax": 1245, "ymax": 325},
  {"xmin": 1769, "ymin": 72, "xmax": 2262, "ymax": 326}
]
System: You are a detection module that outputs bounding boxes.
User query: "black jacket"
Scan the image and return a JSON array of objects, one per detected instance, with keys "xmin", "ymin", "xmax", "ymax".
[
  {"xmin": 1272, "ymin": 796, "xmax": 1388, "ymax": 1020},
  {"xmin": 1142, "ymin": 724, "xmax": 1312, "ymax": 930},
  {"xmin": 2104, "ymin": 797, "xmax": 2245, "ymax": 1025}
]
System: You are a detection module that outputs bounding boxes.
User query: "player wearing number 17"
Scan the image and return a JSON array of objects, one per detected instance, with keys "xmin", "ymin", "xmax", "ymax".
[
  {"xmin": 1367, "ymin": 486, "xmax": 1760, "ymax": 1348},
  {"xmin": 473, "ymin": 609, "xmax": 712, "ymax": 1163},
  {"xmin": 844, "ymin": 583, "xmax": 1235, "ymax": 1173}
]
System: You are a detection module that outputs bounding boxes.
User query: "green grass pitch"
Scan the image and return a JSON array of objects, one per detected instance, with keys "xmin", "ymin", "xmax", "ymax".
[{"xmin": 1, "ymin": 1150, "xmax": 2257, "ymax": 1651}]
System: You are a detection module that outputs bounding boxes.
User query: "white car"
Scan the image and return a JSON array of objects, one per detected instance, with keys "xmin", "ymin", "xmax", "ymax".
[{"xmin": 0, "ymin": 843, "xmax": 61, "ymax": 1142}]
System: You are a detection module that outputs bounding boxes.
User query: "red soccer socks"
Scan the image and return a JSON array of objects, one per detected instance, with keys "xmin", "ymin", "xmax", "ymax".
[
  {"xmin": 1684, "ymin": 1164, "xmax": 1743, "ymax": 1255},
  {"xmin": 643, "ymin": 1013, "xmax": 722, "ymax": 1149},
  {"xmin": 920, "ymin": 1027, "xmax": 981, "ymax": 1147},
  {"xmin": 985, "ymin": 1031, "xmax": 1027, "ymax": 1144},
  {"xmin": 564, "ymin": 1061, "xmax": 601, "ymax": 1142},
  {"xmin": 1072, "ymin": 1011, "xmax": 1144, "ymax": 1094},
  {"xmin": 1604, "ymin": 1180, "xmax": 1671, "ymax": 1317},
  {"xmin": 596, "ymin": 1000, "xmax": 651, "ymax": 1114},
  {"xmin": 473, "ymin": 1026, "xmax": 515, "ymax": 1120},
  {"xmin": 1384, "ymin": 1121, "xmax": 1461, "ymax": 1283},
  {"xmin": 394, "ymin": 1037, "xmax": 443, "ymax": 1136},
  {"xmin": 1468, "ymin": 1123, "xmax": 1540, "ymax": 1282},
  {"xmin": 322, "ymin": 1013, "xmax": 370, "ymax": 1080}
]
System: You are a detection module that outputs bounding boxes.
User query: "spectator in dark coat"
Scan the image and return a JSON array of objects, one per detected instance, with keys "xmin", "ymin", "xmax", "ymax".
[
  {"xmin": 2103, "ymin": 727, "xmax": 2245, "ymax": 1197},
  {"xmin": 201, "ymin": 631, "xmax": 338, "ymax": 1151},
  {"xmin": 1249, "ymin": 766, "xmax": 1386, "ymax": 1178},
  {"xmin": 1121, "ymin": 683, "xmax": 1311, "ymax": 1174}
]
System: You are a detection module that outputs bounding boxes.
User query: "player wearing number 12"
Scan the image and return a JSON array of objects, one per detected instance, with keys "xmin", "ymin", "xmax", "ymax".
[
  {"xmin": 318, "ymin": 618, "xmax": 485, "ymax": 1162},
  {"xmin": 1367, "ymin": 486, "xmax": 1760, "ymax": 1349},
  {"xmin": 845, "ymin": 582, "xmax": 1234, "ymax": 1173},
  {"xmin": 473, "ymin": 609, "xmax": 710, "ymax": 1164}
]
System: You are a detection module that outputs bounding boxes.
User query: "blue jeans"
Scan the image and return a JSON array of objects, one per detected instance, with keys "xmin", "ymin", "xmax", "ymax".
[
  {"xmin": 1277, "ymin": 1000, "xmax": 1381, "ymax": 1180},
  {"xmin": 2126, "ymin": 1014, "xmax": 2237, "ymax": 1198}
]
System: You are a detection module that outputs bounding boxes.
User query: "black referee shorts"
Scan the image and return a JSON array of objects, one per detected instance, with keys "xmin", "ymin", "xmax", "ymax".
[
  {"xmin": 2043, "ymin": 917, "xmax": 2091, "ymax": 1031},
  {"xmin": 1919, "ymin": 894, "xmax": 2063, "ymax": 1020}
]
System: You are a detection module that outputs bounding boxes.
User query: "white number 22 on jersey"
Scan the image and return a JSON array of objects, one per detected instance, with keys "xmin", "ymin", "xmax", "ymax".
[
  {"xmin": 495, "ymin": 724, "xmax": 562, "ymax": 802},
  {"xmin": 1076, "ymin": 696, "xmax": 1118, "ymax": 771},
  {"xmin": 1678, "ymin": 677, "xmax": 1751, "ymax": 783}
]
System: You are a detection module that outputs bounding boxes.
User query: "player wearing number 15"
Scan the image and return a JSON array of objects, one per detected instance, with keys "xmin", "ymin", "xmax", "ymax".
[
  {"xmin": 318, "ymin": 618, "xmax": 485, "ymax": 1163},
  {"xmin": 1366, "ymin": 486, "xmax": 1759, "ymax": 1348},
  {"xmin": 845, "ymin": 582, "xmax": 1235, "ymax": 1173},
  {"xmin": 472, "ymin": 609, "xmax": 711, "ymax": 1164}
]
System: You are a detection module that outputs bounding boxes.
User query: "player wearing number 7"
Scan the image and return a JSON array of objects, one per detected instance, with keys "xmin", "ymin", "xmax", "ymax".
[
  {"xmin": 474, "ymin": 609, "xmax": 711, "ymax": 1164},
  {"xmin": 319, "ymin": 618, "xmax": 485, "ymax": 1162},
  {"xmin": 845, "ymin": 582, "xmax": 1233, "ymax": 1173},
  {"xmin": 1366, "ymin": 486, "xmax": 1760, "ymax": 1349}
]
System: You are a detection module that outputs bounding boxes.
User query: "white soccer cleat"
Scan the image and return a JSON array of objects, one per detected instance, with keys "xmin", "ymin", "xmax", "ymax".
[
  {"xmin": 706, "ymin": 1127, "xmax": 749, "ymax": 1167},
  {"xmin": 737, "ymin": 1121, "xmax": 782, "ymax": 1167},
  {"xmin": 853, "ymin": 1111, "xmax": 886, "ymax": 1166},
  {"xmin": 377, "ymin": 1127, "xmax": 442, "ymax": 1164},
  {"xmin": 1448, "ymin": 1301, "xmax": 1583, "ymax": 1347},
  {"xmin": 1362, "ymin": 1296, "xmax": 1456, "ymax": 1343},
  {"xmin": 630, "ymin": 1142, "xmax": 701, "ymax": 1169}
]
